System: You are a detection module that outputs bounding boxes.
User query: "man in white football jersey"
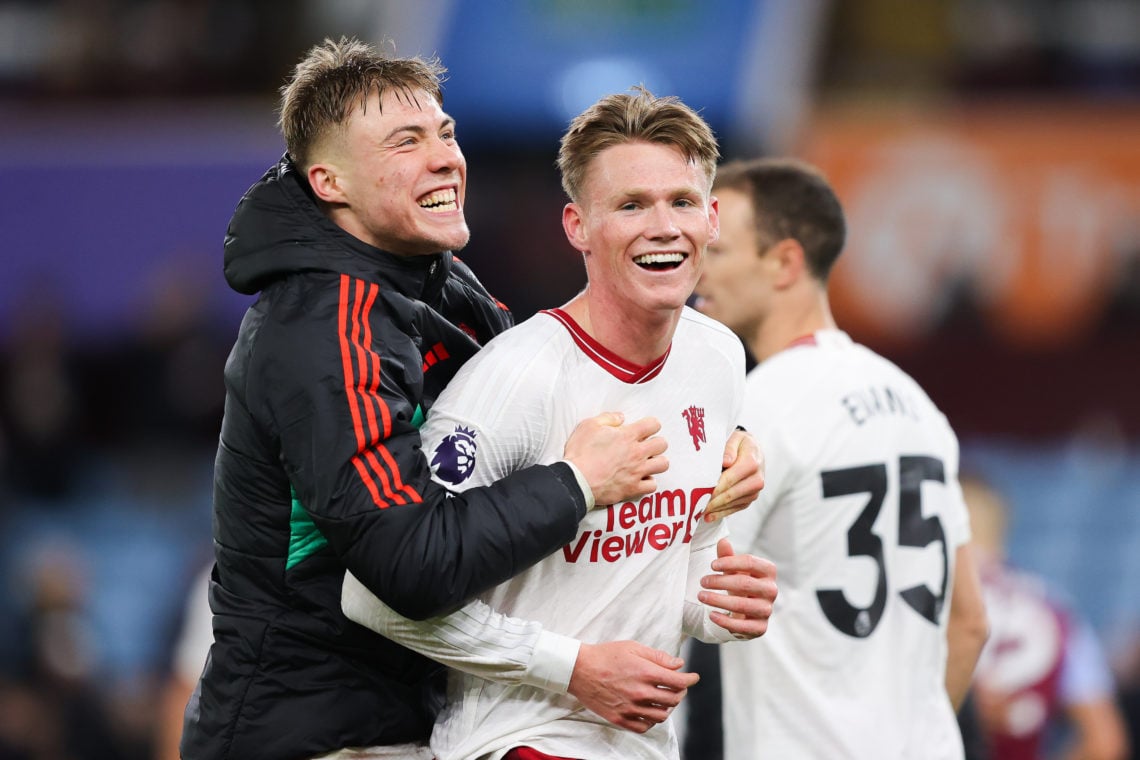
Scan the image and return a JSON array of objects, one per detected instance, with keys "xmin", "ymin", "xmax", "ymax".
[
  {"xmin": 341, "ymin": 89, "xmax": 778, "ymax": 760},
  {"xmin": 691, "ymin": 157, "xmax": 990, "ymax": 759}
]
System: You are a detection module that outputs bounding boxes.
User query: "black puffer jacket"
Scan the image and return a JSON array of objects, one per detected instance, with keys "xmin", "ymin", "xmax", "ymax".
[{"xmin": 181, "ymin": 156, "xmax": 586, "ymax": 759}]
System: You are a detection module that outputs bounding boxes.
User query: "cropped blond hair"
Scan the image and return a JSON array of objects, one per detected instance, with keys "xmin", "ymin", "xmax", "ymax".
[
  {"xmin": 557, "ymin": 86, "xmax": 719, "ymax": 203},
  {"xmin": 279, "ymin": 37, "xmax": 446, "ymax": 170}
]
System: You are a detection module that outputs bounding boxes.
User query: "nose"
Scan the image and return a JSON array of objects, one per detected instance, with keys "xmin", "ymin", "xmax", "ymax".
[
  {"xmin": 646, "ymin": 203, "xmax": 680, "ymax": 239},
  {"xmin": 428, "ymin": 135, "xmax": 463, "ymax": 172}
]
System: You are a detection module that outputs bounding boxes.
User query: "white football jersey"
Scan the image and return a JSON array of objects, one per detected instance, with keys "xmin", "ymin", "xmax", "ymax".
[
  {"xmin": 719, "ymin": 329, "xmax": 970, "ymax": 760},
  {"xmin": 420, "ymin": 306, "xmax": 745, "ymax": 760}
]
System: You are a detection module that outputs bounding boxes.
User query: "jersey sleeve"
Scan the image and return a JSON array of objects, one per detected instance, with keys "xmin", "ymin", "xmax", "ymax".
[
  {"xmin": 341, "ymin": 570, "xmax": 580, "ymax": 693},
  {"xmin": 682, "ymin": 520, "xmax": 740, "ymax": 643},
  {"xmin": 254, "ymin": 299, "xmax": 584, "ymax": 621}
]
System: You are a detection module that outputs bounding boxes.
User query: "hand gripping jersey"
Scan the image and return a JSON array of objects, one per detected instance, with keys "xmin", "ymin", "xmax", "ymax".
[
  {"xmin": 719, "ymin": 329, "xmax": 971, "ymax": 760},
  {"xmin": 420, "ymin": 307, "xmax": 745, "ymax": 760}
]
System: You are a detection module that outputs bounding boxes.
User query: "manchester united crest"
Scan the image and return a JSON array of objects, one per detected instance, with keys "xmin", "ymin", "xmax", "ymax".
[{"xmin": 682, "ymin": 406, "xmax": 706, "ymax": 451}]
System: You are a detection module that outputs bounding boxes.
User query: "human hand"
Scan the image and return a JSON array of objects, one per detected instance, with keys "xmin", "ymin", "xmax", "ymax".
[
  {"xmin": 567, "ymin": 640, "xmax": 698, "ymax": 732},
  {"xmin": 699, "ymin": 539, "xmax": 777, "ymax": 639},
  {"xmin": 563, "ymin": 413, "xmax": 668, "ymax": 508},
  {"xmin": 704, "ymin": 428, "xmax": 764, "ymax": 521}
]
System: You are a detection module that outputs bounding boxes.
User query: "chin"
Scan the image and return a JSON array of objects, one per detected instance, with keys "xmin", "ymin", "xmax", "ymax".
[
  {"xmin": 423, "ymin": 229, "xmax": 470, "ymax": 254},
  {"xmin": 659, "ymin": 286, "xmax": 697, "ymax": 312},
  {"xmin": 440, "ymin": 226, "xmax": 471, "ymax": 252},
  {"xmin": 647, "ymin": 298, "xmax": 690, "ymax": 316},
  {"xmin": 445, "ymin": 235, "xmax": 471, "ymax": 252}
]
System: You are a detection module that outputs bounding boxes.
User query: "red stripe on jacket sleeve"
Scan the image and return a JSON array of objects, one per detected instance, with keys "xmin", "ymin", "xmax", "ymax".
[
  {"xmin": 377, "ymin": 445, "xmax": 422, "ymax": 502},
  {"xmin": 360, "ymin": 450, "xmax": 412, "ymax": 506},
  {"xmin": 350, "ymin": 279, "xmax": 382, "ymax": 445},
  {"xmin": 351, "ymin": 457, "xmax": 386, "ymax": 507},
  {"xmin": 338, "ymin": 275, "xmax": 368, "ymax": 451},
  {"xmin": 358, "ymin": 281, "xmax": 392, "ymax": 440},
  {"xmin": 339, "ymin": 275, "xmax": 421, "ymax": 508}
]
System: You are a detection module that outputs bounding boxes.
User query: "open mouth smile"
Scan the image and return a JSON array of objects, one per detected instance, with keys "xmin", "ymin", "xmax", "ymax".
[
  {"xmin": 418, "ymin": 187, "xmax": 459, "ymax": 213},
  {"xmin": 632, "ymin": 252, "xmax": 687, "ymax": 271}
]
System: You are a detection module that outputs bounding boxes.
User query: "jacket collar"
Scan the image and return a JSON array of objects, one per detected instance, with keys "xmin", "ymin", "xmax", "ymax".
[{"xmin": 224, "ymin": 154, "xmax": 452, "ymax": 302}]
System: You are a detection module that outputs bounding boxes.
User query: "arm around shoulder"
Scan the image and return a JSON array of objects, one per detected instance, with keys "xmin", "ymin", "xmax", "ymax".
[
  {"xmin": 338, "ymin": 461, "xmax": 587, "ymax": 620},
  {"xmin": 341, "ymin": 569, "xmax": 580, "ymax": 692}
]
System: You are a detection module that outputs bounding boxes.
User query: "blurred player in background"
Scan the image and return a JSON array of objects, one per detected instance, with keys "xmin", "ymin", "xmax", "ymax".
[
  {"xmin": 689, "ymin": 157, "xmax": 989, "ymax": 759},
  {"xmin": 154, "ymin": 562, "xmax": 211, "ymax": 760},
  {"xmin": 342, "ymin": 88, "xmax": 777, "ymax": 760},
  {"xmin": 181, "ymin": 37, "xmax": 769, "ymax": 760},
  {"xmin": 963, "ymin": 474, "xmax": 1130, "ymax": 760}
]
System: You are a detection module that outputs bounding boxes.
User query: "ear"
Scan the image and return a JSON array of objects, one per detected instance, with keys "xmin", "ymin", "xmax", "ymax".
[
  {"xmin": 771, "ymin": 238, "xmax": 806, "ymax": 289},
  {"xmin": 562, "ymin": 203, "xmax": 590, "ymax": 254},
  {"xmin": 707, "ymin": 195, "xmax": 720, "ymax": 245},
  {"xmin": 308, "ymin": 163, "xmax": 347, "ymax": 204}
]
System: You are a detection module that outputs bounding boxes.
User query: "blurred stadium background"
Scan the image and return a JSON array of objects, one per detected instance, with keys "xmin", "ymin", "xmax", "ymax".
[{"xmin": 0, "ymin": 1, "xmax": 1138, "ymax": 757}]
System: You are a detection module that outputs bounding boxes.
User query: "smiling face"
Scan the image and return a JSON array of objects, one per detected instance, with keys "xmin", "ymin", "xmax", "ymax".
[
  {"xmin": 318, "ymin": 87, "xmax": 468, "ymax": 256},
  {"xmin": 563, "ymin": 141, "xmax": 718, "ymax": 320},
  {"xmin": 694, "ymin": 186, "xmax": 776, "ymax": 339}
]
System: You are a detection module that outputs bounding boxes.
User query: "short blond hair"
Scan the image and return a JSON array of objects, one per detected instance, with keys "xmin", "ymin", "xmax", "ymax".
[
  {"xmin": 557, "ymin": 86, "xmax": 719, "ymax": 203},
  {"xmin": 278, "ymin": 37, "xmax": 446, "ymax": 170}
]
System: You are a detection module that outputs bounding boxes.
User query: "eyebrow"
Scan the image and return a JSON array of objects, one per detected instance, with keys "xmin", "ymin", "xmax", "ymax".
[
  {"xmin": 382, "ymin": 116, "xmax": 456, "ymax": 143},
  {"xmin": 616, "ymin": 185, "xmax": 702, "ymax": 202}
]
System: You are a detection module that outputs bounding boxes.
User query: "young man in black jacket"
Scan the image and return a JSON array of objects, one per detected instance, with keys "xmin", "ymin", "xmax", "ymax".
[{"xmin": 181, "ymin": 38, "xmax": 763, "ymax": 760}]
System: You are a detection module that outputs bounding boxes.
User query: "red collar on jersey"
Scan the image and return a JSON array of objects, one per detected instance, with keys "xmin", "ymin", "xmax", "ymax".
[
  {"xmin": 785, "ymin": 334, "xmax": 818, "ymax": 351},
  {"xmin": 542, "ymin": 308, "xmax": 670, "ymax": 384}
]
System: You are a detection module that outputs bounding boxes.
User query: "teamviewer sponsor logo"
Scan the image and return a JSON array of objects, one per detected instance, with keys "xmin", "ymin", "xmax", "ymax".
[
  {"xmin": 431, "ymin": 426, "xmax": 478, "ymax": 484},
  {"xmin": 562, "ymin": 486, "xmax": 715, "ymax": 563}
]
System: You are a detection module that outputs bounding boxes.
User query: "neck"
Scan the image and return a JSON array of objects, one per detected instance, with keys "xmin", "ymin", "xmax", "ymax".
[
  {"xmin": 560, "ymin": 289, "xmax": 679, "ymax": 365},
  {"xmin": 750, "ymin": 287, "xmax": 836, "ymax": 364}
]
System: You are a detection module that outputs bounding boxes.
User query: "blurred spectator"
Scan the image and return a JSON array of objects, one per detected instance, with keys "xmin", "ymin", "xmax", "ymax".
[
  {"xmin": 0, "ymin": 277, "xmax": 86, "ymax": 504},
  {"xmin": 949, "ymin": 0, "xmax": 1140, "ymax": 95},
  {"xmin": 964, "ymin": 474, "xmax": 1130, "ymax": 760},
  {"xmin": 154, "ymin": 559, "xmax": 212, "ymax": 760},
  {"xmin": 81, "ymin": 254, "xmax": 229, "ymax": 506},
  {"xmin": 0, "ymin": 0, "xmax": 307, "ymax": 99},
  {"xmin": 0, "ymin": 543, "xmax": 131, "ymax": 759},
  {"xmin": 1112, "ymin": 628, "xmax": 1140, "ymax": 760},
  {"xmin": 116, "ymin": 255, "xmax": 227, "ymax": 449}
]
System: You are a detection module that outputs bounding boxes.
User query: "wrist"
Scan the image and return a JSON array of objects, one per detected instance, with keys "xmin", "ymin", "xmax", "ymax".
[
  {"xmin": 520, "ymin": 630, "xmax": 580, "ymax": 694},
  {"xmin": 561, "ymin": 460, "xmax": 596, "ymax": 511}
]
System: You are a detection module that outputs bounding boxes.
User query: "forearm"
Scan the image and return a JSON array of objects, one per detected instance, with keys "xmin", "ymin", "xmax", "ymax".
[
  {"xmin": 683, "ymin": 541, "xmax": 739, "ymax": 644},
  {"xmin": 339, "ymin": 462, "xmax": 585, "ymax": 619},
  {"xmin": 274, "ymin": 311, "xmax": 587, "ymax": 619},
  {"xmin": 946, "ymin": 545, "xmax": 989, "ymax": 710},
  {"xmin": 341, "ymin": 570, "xmax": 580, "ymax": 692},
  {"xmin": 683, "ymin": 599, "xmax": 740, "ymax": 644},
  {"xmin": 945, "ymin": 641, "xmax": 985, "ymax": 711}
]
